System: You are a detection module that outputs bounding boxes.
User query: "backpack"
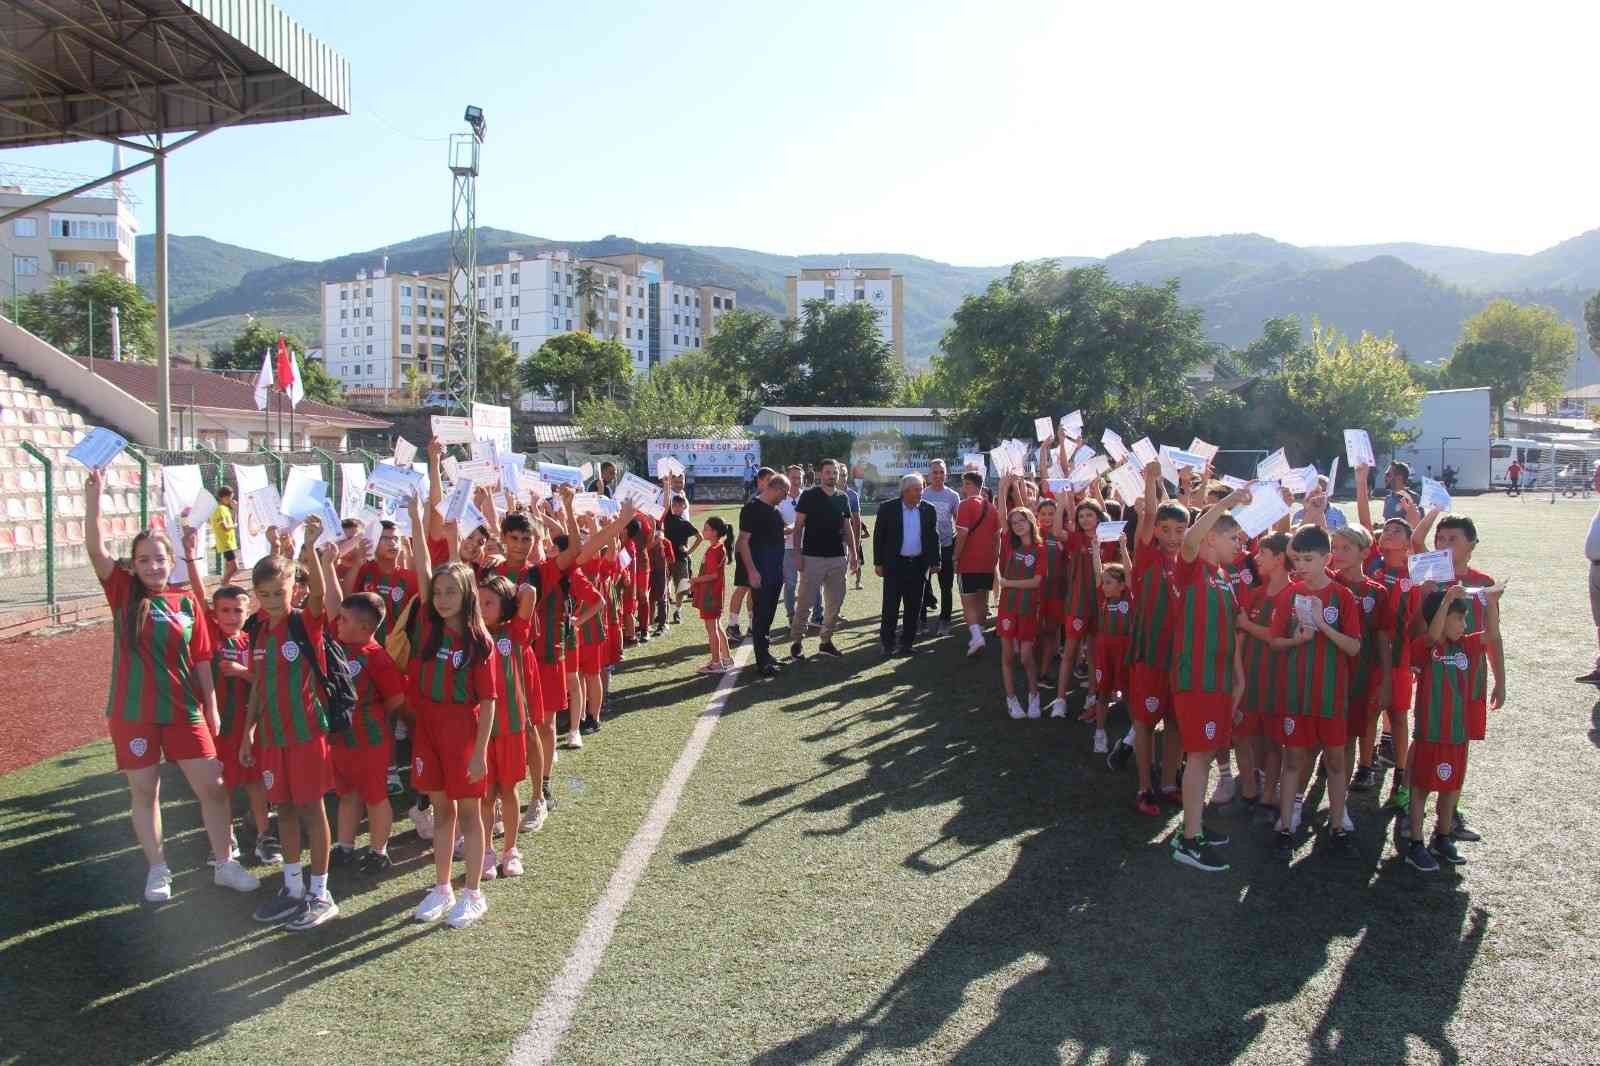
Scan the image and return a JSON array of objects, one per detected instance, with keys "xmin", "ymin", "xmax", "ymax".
[
  {"xmin": 384, "ymin": 596, "xmax": 419, "ymax": 666},
  {"xmin": 286, "ymin": 611, "xmax": 359, "ymax": 738}
]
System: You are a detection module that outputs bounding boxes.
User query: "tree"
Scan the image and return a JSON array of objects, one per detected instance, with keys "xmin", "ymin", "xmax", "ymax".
[
  {"xmin": 703, "ymin": 308, "xmax": 798, "ymax": 422},
  {"xmin": 898, "ymin": 358, "xmax": 955, "ymax": 407},
  {"xmin": 1456, "ymin": 299, "xmax": 1576, "ymax": 412},
  {"xmin": 574, "ymin": 266, "xmax": 601, "ymax": 333},
  {"xmin": 208, "ymin": 318, "xmax": 342, "ymax": 405},
  {"xmin": 1281, "ymin": 320, "xmax": 1422, "ymax": 460},
  {"xmin": 17, "ymin": 272, "xmax": 156, "ymax": 361},
  {"xmin": 1445, "ymin": 339, "xmax": 1533, "ymax": 430},
  {"xmin": 477, "ymin": 329, "xmax": 519, "ymax": 406},
  {"xmin": 789, "ymin": 299, "xmax": 902, "ymax": 407},
  {"xmin": 401, "ymin": 364, "xmax": 425, "ymax": 406},
  {"xmin": 519, "ymin": 331, "xmax": 632, "ymax": 411},
  {"xmin": 938, "ymin": 262, "xmax": 1216, "ymax": 445},
  {"xmin": 1585, "ymin": 290, "xmax": 1600, "ymax": 370},
  {"xmin": 575, "ymin": 374, "xmax": 738, "ymax": 461},
  {"xmin": 1232, "ymin": 315, "xmax": 1302, "ymax": 376}
]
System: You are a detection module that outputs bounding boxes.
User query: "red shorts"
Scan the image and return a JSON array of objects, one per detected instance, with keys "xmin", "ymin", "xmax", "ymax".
[
  {"xmin": 1129, "ymin": 663, "xmax": 1172, "ymax": 726},
  {"xmin": 1466, "ymin": 702, "xmax": 1487, "ymax": 743},
  {"xmin": 1041, "ymin": 598, "xmax": 1066, "ymax": 626},
  {"xmin": 698, "ymin": 606, "xmax": 723, "ymax": 621},
  {"xmin": 1387, "ymin": 666, "xmax": 1414, "ymax": 713},
  {"xmin": 536, "ymin": 657, "xmax": 567, "ymax": 714},
  {"xmin": 109, "ymin": 716, "xmax": 217, "ymax": 772},
  {"xmin": 1273, "ymin": 712, "xmax": 1346, "ymax": 749},
  {"xmin": 1409, "ymin": 740, "xmax": 1468, "ymax": 792},
  {"xmin": 216, "ymin": 722, "xmax": 261, "ymax": 789},
  {"xmin": 997, "ymin": 613, "xmax": 1039, "ymax": 643},
  {"xmin": 485, "ymin": 729, "xmax": 527, "ymax": 787},
  {"xmin": 1094, "ymin": 637, "xmax": 1130, "ymax": 698},
  {"xmin": 1174, "ymin": 691, "xmax": 1232, "ymax": 753},
  {"xmin": 575, "ymin": 640, "xmax": 605, "ymax": 675},
  {"xmin": 621, "ymin": 584, "xmax": 637, "ymax": 611},
  {"xmin": 1234, "ymin": 710, "xmax": 1263, "ymax": 738},
  {"xmin": 331, "ymin": 740, "xmax": 391, "ymax": 806},
  {"xmin": 1346, "ymin": 685, "xmax": 1377, "ymax": 738},
  {"xmin": 258, "ymin": 736, "xmax": 333, "ymax": 806},
  {"xmin": 412, "ymin": 701, "xmax": 486, "ymax": 800}
]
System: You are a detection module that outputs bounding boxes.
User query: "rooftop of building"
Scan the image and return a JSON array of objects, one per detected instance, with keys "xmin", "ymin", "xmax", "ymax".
[
  {"xmin": 73, "ymin": 357, "xmax": 389, "ymax": 428},
  {"xmin": 760, "ymin": 406, "xmax": 942, "ymax": 419}
]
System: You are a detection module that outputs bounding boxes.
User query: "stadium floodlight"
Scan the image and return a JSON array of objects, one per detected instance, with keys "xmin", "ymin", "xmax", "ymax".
[{"xmin": 464, "ymin": 105, "xmax": 486, "ymax": 143}]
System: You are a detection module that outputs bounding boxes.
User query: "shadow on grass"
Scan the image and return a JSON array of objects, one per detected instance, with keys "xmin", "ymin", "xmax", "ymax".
[
  {"xmin": 0, "ymin": 758, "xmax": 434, "ymax": 1065},
  {"xmin": 687, "ymin": 629, "xmax": 1487, "ymax": 1064}
]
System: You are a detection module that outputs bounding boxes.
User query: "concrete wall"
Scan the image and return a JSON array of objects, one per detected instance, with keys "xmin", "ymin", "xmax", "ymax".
[{"xmin": 0, "ymin": 313, "xmax": 157, "ymax": 443}]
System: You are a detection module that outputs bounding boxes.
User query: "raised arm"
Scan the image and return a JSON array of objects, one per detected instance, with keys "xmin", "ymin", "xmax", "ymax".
[
  {"xmin": 1181, "ymin": 487, "xmax": 1249, "ymax": 563},
  {"xmin": 1137, "ymin": 460, "xmax": 1161, "ymax": 546},
  {"xmin": 182, "ymin": 525, "xmax": 208, "ymax": 609},
  {"xmin": 1411, "ymin": 505, "xmax": 1442, "ymax": 554},
  {"xmin": 554, "ymin": 485, "xmax": 581, "ymax": 569},
  {"xmin": 575, "ymin": 499, "xmax": 638, "ymax": 566},
  {"xmin": 1354, "ymin": 463, "xmax": 1374, "ymax": 532},
  {"xmin": 299, "ymin": 514, "xmax": 327, "ymax": 618},
  {"xmin": 316, "ymin": 539, "xmax": 343, "ymax": 623},
  {"xmin": 408, "ymin": 491, "xmax": 433, "ymax": 605},
  {"xmin": 84, "ymin": 468, "xmax": 116, "ymax": 582},
  {"xmin": 425, "ymin": 436, "xmax": 445, "ymax": 544}
]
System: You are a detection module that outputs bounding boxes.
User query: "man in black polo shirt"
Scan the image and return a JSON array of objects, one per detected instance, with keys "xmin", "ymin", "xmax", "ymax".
[
  {"xmin": 737, "ymin": 472, "xmax": 789, "ymax": 677},
  {"xmin": 727, "ymin": 466, "xmax": 774, "ymax": 647},
  {"xmin": 791, "ymin": 458, "xmax": 860, "ymax": 660}
]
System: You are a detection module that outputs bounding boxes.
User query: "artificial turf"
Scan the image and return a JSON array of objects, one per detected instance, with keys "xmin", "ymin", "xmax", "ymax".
[{"xmin": 2, "ymin": 495, "xmax": 1598, "ymax": 1065}]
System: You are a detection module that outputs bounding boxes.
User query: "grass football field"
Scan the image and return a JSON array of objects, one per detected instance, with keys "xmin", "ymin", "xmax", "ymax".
[{"xmin": 2, "ymin": 494, "xmax": 1597, "ymax": 1066}]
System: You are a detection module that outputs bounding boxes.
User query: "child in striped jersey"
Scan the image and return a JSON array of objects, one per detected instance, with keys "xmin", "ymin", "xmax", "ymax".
[
  {"xmin": 1233, "ymin": 532, "xmax": 1291, "ymax": 831},
  {"xmin": 995, "ymin": 494, "xmax": 1046, "ymax": 721},
  {"xmin": 327, "ymin": 587, "xmax": 407, "ymax": 877},
  {"xmin": 477, "ymin": 575, "xmax": 537, "ymax": 879},
  {"xmin": 1090, "ymin": 542, "xmax": 1133, "ymax": 754},
  {"xmin": 206, "ymin": 584, "xmax": 277, "ymax": 865}
]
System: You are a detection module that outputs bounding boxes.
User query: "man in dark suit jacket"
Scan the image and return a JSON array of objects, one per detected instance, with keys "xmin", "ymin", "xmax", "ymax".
[{"xmin": 873, "ymin": 474, "xmax": 940, "ymax": 656}]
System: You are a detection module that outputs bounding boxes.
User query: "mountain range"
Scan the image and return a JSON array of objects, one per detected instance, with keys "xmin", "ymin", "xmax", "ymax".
[{"xmin": 137, "ymin": 226, "xmax": 1600, "ymax": 379}]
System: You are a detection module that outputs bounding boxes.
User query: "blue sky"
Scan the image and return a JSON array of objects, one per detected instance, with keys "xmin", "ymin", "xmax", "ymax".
[{"xmin": 6, "ymin": 0, "xmax": 1597, "ymax": 265}]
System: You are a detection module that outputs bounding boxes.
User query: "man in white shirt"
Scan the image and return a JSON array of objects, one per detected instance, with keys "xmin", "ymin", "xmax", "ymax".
[
  {"xmin": 921, "ymin": 459, "xmax": 962, "ymax": 636},
  {"xmin": 778, "ymin": 464, "xmax": 803, "ymax": 629}
]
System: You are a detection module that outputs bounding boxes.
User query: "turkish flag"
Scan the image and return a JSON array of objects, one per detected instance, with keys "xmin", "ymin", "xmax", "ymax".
[{"xmin": 274, "ymin": 335, "xmax": 294, "ymax": 392}]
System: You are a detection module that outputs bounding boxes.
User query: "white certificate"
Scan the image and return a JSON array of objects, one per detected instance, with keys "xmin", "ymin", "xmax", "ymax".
[
  {"xmin": 430, "ymin": 416, "xmax": 474, "ymax": 445},
  {"xmin": 68, "ymin": 427, "xmax": 128, "ymax": 471}
]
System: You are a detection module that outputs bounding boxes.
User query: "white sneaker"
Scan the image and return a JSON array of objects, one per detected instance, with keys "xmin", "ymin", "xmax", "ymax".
[
  {"xmin": 1340, "ymin": 809, "xmax": 1355, "ymax": 833},
  {"xmin": 207, "ymin": 837, "xmax": 240, "ymax": 867},
  {"xmin": 1093, "ymin": 729, "xmax": 1109, "ymax": 754},
  {"xmin": 481, "ymin": 846, "xmax": 499, "ymax": 881},
  {"xmin": 410, "ymin": 804, "xmax": 434, "ymax": 842},
  {"xmin": 525, "ymin": 799, "xmax": 548, "ymax": 833},
  {"xmin": 213, "ymin": 860, "xmax": 260, "ymax": 893},
  {"xmin": 414, "ymin": 884, "xmax": 455, "ymax": 923},
  {"xmin": 1026, "ymin": 692, "xmax": 1042, "ymax": 719},
  {"xmin": 1048, "ymin": 697, "xmax": 1067, "ymax": 719},
  {"xmin": 966, "ymin": 634, "xmax": 985, "ymax": 658},
  {"xmin": 144, "ymin": 864, "xmax": 173, "ymax": 903},
  {"xmin": 446, "ymin": 888, "xmax": 488, "ymax": 929},
  {"xmin": 501, "ymin": 848, "xmax": 525, "ymax": 877},
  {"xmin": 1210, "ymin": 772, "xmax": 1236, "ymax": 806},
  {"xmin": 1007, "ymin": 696, "xmax": 1025, "ymax": 720},
  {"xmin": 564, "ymin": 730, "xmax": 584, "ymax": 750}
]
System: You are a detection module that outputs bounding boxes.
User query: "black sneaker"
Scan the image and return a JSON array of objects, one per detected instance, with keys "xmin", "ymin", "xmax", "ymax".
[
  {"xmin": 789, "ymin": 641, "xmax": 804, "ymax": 661},
  {"xmin": 1349, "ymin": 766, "xmax": 1375, "ymax": 792},
  {"xmin": 1200, "ymin": 825, "xmax": 1230, "ymax": 847},
  {"xmin": 726, "ymin": 626, "xmax": 744, "ymax": 647},
  {"xmin": 1450, "ymin": 810, "xmax": 1482, "ymax": 842},
  {"xmin": 357, "ymin": 850, "xmax": 393, "ymax": 875},
  {"xmin": 757, "ymin": 663, "xmax": 782, "ymax": 679},
  {"xmin": 1106, "ymin": 738, "xmax": 1133, "ymax": 771},
  {"xmin": 1274, "ymin": 830, "xmax": 1295, "ymax": 859},
  {"xmin": 329, "ymin": 845, "xmax": 357, "ymax": 869},
  {"xmin": 1575, "ymin": 668, "xmax": 1600, "ymax": 685},
  {"xmin": 1405, "ymin": 839, "xmax": 1440, "ymax": 872},
  {"xmin": 1376, "ymin": 733, "xmax": 1396, "ymax": 769},
  {"xmin": 254, "ymin": 834, "xmax": 284, "ymax": 865},
  {"xmin": 671, "ymin": 611, "xmax": 682, "ymax": 625},
  {"xmin": 253, "ymin": 887, "xmax": 307, "ymax": 924},
  {"xmin": 578, "ymin": 718, "xmax": 598, "ymax": 736},
  {"xmin": 1329, "ymin": 828, "xmax": 1352, "ymax": 853},
  {"xmin": 286, "ymin": 894, "xmax": 339, "ymax": 931},
  {"xmin": 1172, "ymin": 835, "xmax": 1229, "ymax": 872},
  {"xmin": 638, "ymin": 632, "xmax": 650, "ymax": 645},
  {"xmin": 1430, "ymin": 833, "xmax": 1466, "ymax": 866},
  {"xmin": 817, "ymin": 642, "xmax": 843, "ymax": 658}
]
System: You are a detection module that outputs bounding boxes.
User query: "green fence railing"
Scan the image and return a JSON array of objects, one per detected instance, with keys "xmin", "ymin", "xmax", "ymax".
[{"xmin": 19, "ymin": 440, "xmax": 53, "ymax": 605}]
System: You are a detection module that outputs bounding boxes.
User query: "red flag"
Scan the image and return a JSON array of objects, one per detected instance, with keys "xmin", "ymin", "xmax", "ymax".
[{"xmin": 274, "ymin": 335, "xmax": 294, "ymax": 391}]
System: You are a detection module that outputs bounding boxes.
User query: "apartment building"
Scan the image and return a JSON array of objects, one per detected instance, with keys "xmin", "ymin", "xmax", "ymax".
[
  {"xmin": 785, "ymin": 266, "xmax": 904, "ymax": 357},
  {"xmin": 320, "ymin": 267, "xmax": 450, "ymax": 390},
  {"xmin": 0, "ymin": 186, "xmax": 138, "ymax": 300}
]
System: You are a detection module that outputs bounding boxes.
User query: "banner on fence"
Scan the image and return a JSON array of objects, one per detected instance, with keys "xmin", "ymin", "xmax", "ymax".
[{"xmin": 646, "ymin": 439, "xmax": 760, "ymax": 481}]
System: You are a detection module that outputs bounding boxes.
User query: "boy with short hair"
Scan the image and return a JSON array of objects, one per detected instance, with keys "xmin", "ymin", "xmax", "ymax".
[
  {"xmin": 328, "ymin": 590, "xmax": 407, "ymax": 875},
  {"xmin": 351, "ymin": 520, "xmax": 417, "ymax": 645},
  {"xmin": 1168, "ymin": 486, "xmax": 1250, "ymax": 872},
  {"xmin": 1126, "ymin": 460, "xmax": 1188, "ymax": 816},
  {"xmin": 208, "ymin": 584, "xmax": 279, "ymax": 864},
  {"xmin": 211, "ymin": 485, "xmax": 240, "ymax": 583},
  {"xmin": 1268, "ymin": 525, "xmax": 1363, "ymax": 858}
]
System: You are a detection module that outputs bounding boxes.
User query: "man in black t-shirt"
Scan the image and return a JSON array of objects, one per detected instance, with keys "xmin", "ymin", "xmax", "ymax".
[
  {"xmin": 791, "ymin": 459, "xmax": 860, "ymax": 660},
  {"xmin": 738, "ymin": 473, "xmax": 789, "ymax": 676},
  {"xmin": 662, "ymin": 494, "xmax": 699, "ymax": 623},
  {"xmin": 728, "ymin": 466, "xmax": 774, "ymax": 646}
]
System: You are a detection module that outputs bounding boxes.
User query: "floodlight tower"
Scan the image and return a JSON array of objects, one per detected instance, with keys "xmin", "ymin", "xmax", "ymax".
[{"xmin": 445, "ymin": 106, "xmax": 486, "ymax": 414}]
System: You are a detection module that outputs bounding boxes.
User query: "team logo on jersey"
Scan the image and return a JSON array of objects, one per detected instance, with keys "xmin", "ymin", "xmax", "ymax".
[
  {"xmin": 497, "ymin": 637, "xmax": 513, "ymax": 656},
  {"xmin": 1071, "ymin": 618, "xmax": 1085, "ymax": 632},
  {"xmin": 1400, "ymin": 578, "xmax": 1413, "ymax": 593},
  {"xmin": 1144, "ymin": 696, "xmax": 1160, "ymax": 713},
  {"xmin": 128, "ymin": 737, "xmax": 148, "ymax": 758},
  {"xmin": 1240, "ymin": 570, "xmax": 1254, "ymax": 585},
  {"xmin": 1436, "ymin": 761, "xmax": 1453, "ymax": 782},
  {"xmin": 1322, "ymin": 606, "xmax": 1339, "ymax": 625},
  {"xmin": 1023, "ymin": 553, "xmax": 1036, "ymax": 567},
  {"xmin": 1114, "ymin": 601, "xmax": 1129, "ymax": 613},
  {"xmin": 452, "ymin": 649, "xmax": 465, "ymax": 669},
  {"xmin": 1204, "ymin": 720, "xmax": 1217, "ymax": 740},
  {"xmin": 1362, "ymin": 595, "xmax": 1376, "ymax": 613},
  {"xmin": 390, "ymin": 586, "xmax": 405, "ymax": 603},
  {"xmin": 281, "ymin": 641, "xmax": 300, "ymax": 663},
  {"xmin": 1283, "ymin": 717, "xmax": 1297, "ymax": 735},
  {"xmin": 1435, "ymin": 649, "xmax": 1469, "ymax": 670},
  {"xmin": 262, "ymin": 770, "xmax": 274, "ymax": 790},
  {"xmin": 1000, "ymin": 618, "xmax": 1014, "ymax": 633},
  {"xmin": 347, "ymin": 659, "xmax": 364, "ymax": 678}
]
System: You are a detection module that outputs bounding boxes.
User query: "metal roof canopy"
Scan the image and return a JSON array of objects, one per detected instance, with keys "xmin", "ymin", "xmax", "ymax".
[{"xmin": 0, "ymin": 0, "xmax": 350, "ymax": 447}]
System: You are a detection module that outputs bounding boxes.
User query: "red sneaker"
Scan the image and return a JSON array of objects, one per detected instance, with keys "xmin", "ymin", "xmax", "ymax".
[{"xmin": 1135, "ymin": 792, "xmax": 1161, "ymax": 817}]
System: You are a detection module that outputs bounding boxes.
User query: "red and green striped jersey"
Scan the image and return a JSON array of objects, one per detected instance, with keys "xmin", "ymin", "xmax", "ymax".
[
  {"xmin": 1268, "ymin": 581, "xmax": 1362, "ymax": 719},
  {"xmin": 998, "ymin": 544, "xmax": 1043, "ymax": 618},
  {"xmin": 335, "ymin": 638, "xmax": 406, "ymax": 749},
  {"xmin": 250, "ymin": 610, "xmax": 329, "ymax": 747},
  {"xmin": 1171, "ymin": 555, "xmax": 1238, "ymax": 694},
  {"xmin": 409, "ymin": 616, "xmax": 500, "ymax": 708},
  {"xmin": 577, "ymin": 557, "xmax": 617, "ymax": 646},
  {"xmin": 351, "ymin": 563, "xmax": 418, "ymax": 643},
  {"xmin": 209, "ymin": 620, "xmax": 252, "ymax": 735},
  {"xmin": 1338, "ymin": 571, "xmax": 1393, "ymax": 705},
  {"xmin": 1409, "ymin": 633, "xmax": 1482, "ymax": 743},
  {"xmin": 1237, "ymin": 582, "xmax": 1287, "ymax": 716},
  {"xmin": 1366, "ymin": 557, "xmax": 1414, "ymax": 669},
  {"xmin": 1222, "ymin": 557, "xmax": 1257, "ymax": 598},
  {"xmin": 1062, "ymin": 531, "xmax": 1098, "ymax": 620},
  {"xmin": 1127, "ymin": 540, "xmax": 1177, "ymax": 671},
  {"xmin": 490, "ymin": 619, "xmax": 532, "ymax": 735},
  {"xmin": 1038, "ymin": 534, "xmax": 1068, "ymax": 606},
  {"xmin": 695, "ymin": 543, "xmax": 726, "ymax": 613},
  {"xmin": 102, "ymin": 568, "xmax": 212, "ymax": 725},
  {"xmin": 1403, "ymin": 568, "xmax": 1495, "ymax": 714},
  {"xmin": 1097, "ymin": 590, "xmax": 1133, "ymax": 637}
]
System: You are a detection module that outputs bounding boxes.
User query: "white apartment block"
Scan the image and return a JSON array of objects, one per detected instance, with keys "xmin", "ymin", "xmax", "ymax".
[
  {"xmin": 320, "ymin": 267, "xmax": 450, "ymax": 392},
  {"xmin": 1, "ymin": 186, "xmax": 138, "ymax": 300},
  {"xmin": 786, "ymin": 266, "xmax": 904, "ymax": 357}
]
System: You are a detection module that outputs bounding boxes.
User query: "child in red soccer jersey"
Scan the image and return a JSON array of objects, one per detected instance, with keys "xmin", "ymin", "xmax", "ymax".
[
  {"xmin": 1233, "ymin": 531, "xmax": 1291, "ymax": 825},
  {"xmin": 477, "ymin": 574, "xmax": 536, "ymax": 878},
  {"xmin": 1091, "ymin": 545, "xmax": 1134, "ymax": 754},
  {"xmin": 1168, "ymin": 487, "xmax": 1250, "ymax": 873},
  {"xmin": 1403, "ymin": 584, "xmax": 1502, "ymax": 871},
  {"xmin": 1033, "ymin": 494, "xmax": 1067, "ymax": 705},
  {"xmin": 1330, "ymin": 525, "xmax": 1394, "ymax": 802},
  {"xmin": 1048, "ymin": 492, "xmax": 1106, "ymax": 719},
  {"xmin": 691, "ymin": 516, "xmax": 732, "ymax": 672},
  {"xmin": 239, "ymin": 514, "xmax": 339, "ymax": 929},
  {"xmin": 351, "ymin": 519, "xmax": 418, "ymax": 645},
  {"xmin": 326, "ymin": 587, "xmax": 408, "ymax": 876},
  {"xmin": 573, "ymin": 519, "xmax": 620, "ymax": 737},
  {"xmin": 995, "ymin": 492, "xmax": 1045, "ymax": 720},
  {"xmin": 1268, "ymin": 525, "xmax": 1364, "ymax": 858},
  {"xmin": 86, "ymin": 475, "xmax": 258, "ymax": 904},
  {"xmin": 1127, "ymin": 461, "xmax": 1189, "ymax": 816},
  {"xmin": 405, "ymin": 492, "xmax": 501, "ymax": 929}
]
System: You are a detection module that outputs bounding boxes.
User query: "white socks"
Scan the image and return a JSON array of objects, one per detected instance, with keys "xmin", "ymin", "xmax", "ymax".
[
  {"xmin": 308, "ymin": 873, "xmax": 328, "ymax": 900},
  {"xmin": 283, "ymin": 862, "xmax": 305, "ymax": 898},
  {"xmin": 969, "ymin": 624, "xmax": 982, "ymax": 641}
]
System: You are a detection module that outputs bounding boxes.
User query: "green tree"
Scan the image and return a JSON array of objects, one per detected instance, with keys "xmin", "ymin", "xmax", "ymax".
[
  {"xmin": 208, "ymin": 318, "xmax": 341, "ymax": 404},
  {"xmin": 401, "ymin": 364, "xmax": 425, "ymax": 406},
  {"xmin": 787, "ymin": 299, "xmax": 901, "ymax": 407},
  {"xmin": 1445, "ymin": 339, "xmax": 1532, "ymax": 430},
  {"xmin": 574, "ymin": 266, "xmax": 601, "ymax": 333},
  {"xmin": 477, "ymin": 329, "xmax": 519, "ymax": 406},
  {"xmin": 898, "ymin": 358, "xmax": 955, "ymax": 406},
  {"xmin": 575, "ymin": 374, "xmax": 738, "ymax": 461},
  {"xmin": 1457, "ymin": 299, "xmax": 1576, "ymax": 412},
  {"xmin": 1282, "ymin": 320, "xmax": 1422, "ymax": 459},
  {"xmin": 703, "ymin": 308, "xmax": 799, "ymax": 422},
  {"xmin": 1232, "ymin": 315, "xmax": 1302, "ymax": 375},
  {"xmin": 519, "ymin": 331, "xmax": 633, "ymax": 411},
  {"xmin": 17, "ymin": 272, "xmax": 156, "ymax": 361},
  {"xmin": 1585, "ymin": 290, "xmax": 1600, "ymax": 370}
]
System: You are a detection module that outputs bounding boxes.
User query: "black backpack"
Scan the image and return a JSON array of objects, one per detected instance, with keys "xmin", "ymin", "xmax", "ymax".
[{"xmin": 281, "ymin": 611, "xmax": 359, "ymax": 737}]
